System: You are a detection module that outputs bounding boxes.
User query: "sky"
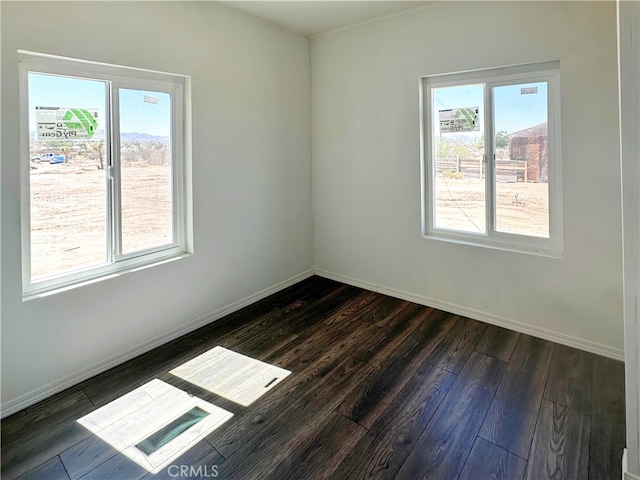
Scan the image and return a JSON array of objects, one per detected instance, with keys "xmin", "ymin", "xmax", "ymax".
[
  {"xmin": 433, "ymin": 81, "xmax": 548, "ymax": 136},
  {"xmin": 28, "ymin": 73, "xmax": 172, "ymax": 138},
  {"xmin": 29, "ymin": 73, "xmax": 546, "ymax": 141}
]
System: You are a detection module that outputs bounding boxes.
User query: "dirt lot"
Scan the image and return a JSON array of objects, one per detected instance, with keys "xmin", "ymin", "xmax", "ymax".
[
  {"xmin": 434, "ymin": 177, "xmax": 549, "ymax": 237},
  {"xmin": 29, "ymin": 159, "xmax": 548, "ymax": 280},
  {"xmin": 30, "ymin": 156, "xmax": 172, "ymax": 280}
]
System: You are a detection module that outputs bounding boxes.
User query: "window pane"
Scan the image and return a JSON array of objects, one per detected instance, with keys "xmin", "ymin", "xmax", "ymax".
[
  {"xmin": 29, "ymin": 73, "xmax": 108, "ymax": 280},
  {"xmin": 432, "ymin": 84, "xmax": 485, "ymax": 233},
  {"xmin": 119, "ymin": 89, "xmax": 173, "ymax": 254},
  {"xmin": 493, "ymin": 82, "xmax": 549, "ymax": 238}
]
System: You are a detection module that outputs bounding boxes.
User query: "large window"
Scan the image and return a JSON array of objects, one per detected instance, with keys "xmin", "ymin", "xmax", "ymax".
[
  {"xmin": 421, "ymin": 62, "xmax": 562, "ymax": 255},
  {"xmin": 19, "ymin": 51, "xmax": 191, "ymax": 298}
]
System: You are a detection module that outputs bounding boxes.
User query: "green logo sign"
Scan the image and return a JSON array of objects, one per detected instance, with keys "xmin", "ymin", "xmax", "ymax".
[
  {"xmin": 439, "ymin": 107, "xmax": 480, "ymax": 133},
  {"xmin": 36, "ymin": 106, "xmax": 99, "ymax": 140},
  {"xmin": 63, "ymin": 109, "xmax": 98, "ymax": 138}
]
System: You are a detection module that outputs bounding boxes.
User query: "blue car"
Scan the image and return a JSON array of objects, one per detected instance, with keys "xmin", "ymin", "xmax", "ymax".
[
  {"xmin": 48, "ymin": 154, "xmax": 66, "ymax": 164},
  {"xmin": 37, "ymin": 152, "xmax": 66, "ymax": 164}
]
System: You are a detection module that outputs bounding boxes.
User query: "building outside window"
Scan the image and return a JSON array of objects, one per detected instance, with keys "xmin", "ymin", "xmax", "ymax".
[{"xmin": 420, "ymin": 61, "xmax": 562, "ymax": 256}]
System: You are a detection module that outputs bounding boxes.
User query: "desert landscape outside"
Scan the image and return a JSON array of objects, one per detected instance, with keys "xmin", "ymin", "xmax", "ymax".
[{"xmin": 29, "ymin": 141, "xmax": 172, "ymax": 280}]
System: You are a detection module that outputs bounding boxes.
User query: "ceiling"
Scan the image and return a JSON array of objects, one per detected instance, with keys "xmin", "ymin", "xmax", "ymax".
[{"xmin": 217, "ymin": 1, "xmax": 436, "ymax": 37}]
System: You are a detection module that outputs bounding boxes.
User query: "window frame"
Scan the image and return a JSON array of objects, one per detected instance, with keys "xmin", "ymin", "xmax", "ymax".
[
  {"xmin": 420, "ymin": 61, "xmax": 563, "ymax": 257},
  {"xmin": 19, "ymin": 51, "xmax": 192, "ymax": 299}
]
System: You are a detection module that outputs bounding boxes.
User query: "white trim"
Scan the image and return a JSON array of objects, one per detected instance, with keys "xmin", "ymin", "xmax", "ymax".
[
  {"xmin": 18, "ymin": 51, "xmax": 193, "ymax": 299},
  {"xmin": 421, "ymin": 61, "xmax": 563, "ymax": 256},
  {"xmin": 315, "ymin": 268, "xmax": 625, "ymax": 361},
  {"xmin": 624, "ymin": 450, "xmax": 640, "ymax": 480},
  {"xmin": 0, "ymin": 269, "xmax": 314, "ymax": 418},
  {"xmin": 17, "ymin": 50, "xmax": 187, "ymax": 84},
  {"xmin": 618, "ymin": 0, "xmax": 640, "ymax": 476}
]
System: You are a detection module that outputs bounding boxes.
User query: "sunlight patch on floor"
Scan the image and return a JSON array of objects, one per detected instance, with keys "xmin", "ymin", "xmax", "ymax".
[
  {"xmin": 77, "ymin": 379, "xmax": 233, "ymax": 473},
  {"xmin": 170, "ymin": 346, "xmax": 291, "ymax": 407}
]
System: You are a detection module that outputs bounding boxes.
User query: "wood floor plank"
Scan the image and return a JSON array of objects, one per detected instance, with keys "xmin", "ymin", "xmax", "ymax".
[
  {"xmin": 322, "ymin": 290, "xmax": 385, "ymax": 328},
  {"xmin": 261, "ymin": 322, "xmax": 338, "ymax": 369},
  {"xmin": 337, "ymin": 309, "xmax": 457, "ymax": 429},
  {"xmin": 15, "ymin": 456, "xmax": 70, "ymax": 480},
  {"xmin": 265, "ymin": 276, "xmax": 339, "ymax": 308},
  {"xmin": 475, "ymin": 325, "xmax": 520, "ymax": 362},
  {"xmin": 209, "ymin": 278, "xmax": 340, "ymax": 342},
  {"xmin": 214, "ymin": 410, "xmax": 336, "ymax": 480},
  {"xmin": 479, "ymin": 334, "xmax": 554, "ymax": 459},
  {"xmin": 458, "ymin": 437, "xmax": 526, "ymax": 480},
  {"xmin": 79, "ymin": 346, "xmax": 198, "ymax": 407},
  {"xmin": 524, "ymin": 399, "xmax": 590, "ymax": 480},
  {"xmin": 214, "ymin": 356, "xmax": 374, "ymax": 480},
  {"xmin": 220, "ymin": 324, "xmax": 298, "ymax": 361},
  {"xmin": 215, "ymin": 275, "xmax": 340, "ymax": 327},
  {"xmin": 213, "ymin": 280, "xmax": 341, "ymax": 348},
  {"xmin": 60, "ymin": 435, "xmax": 120, "ymax": 480},
  {"xmin": 426, "ymin": 316, "xmax": 487, "ymax": 374},
  {"xmin": 23, "ymin": 388, "xmax": 89, "ymax": 416},
  {"xmin": 263, "ymin": 411, "xmax": 367, "ymax": 480},
  {"xmin": 324, "ymin": 296, "xmax": 403, "ymax": 337},
  {"xmin": 2, "ymin": 389, "xmax": 94, "ymax": 446},
  {"xmin": 277, "ymin": 285, "xmax": 366, "ymax": 335},
  {"xmin": 394, "ymin": 351, "xmax": 506, "ymax": 480},
  {"xmin": 352, "ymin": 303, "xmax": 433, "ymax": 367},
  {"xmin": 141, "ymin": 441, "xmax": 225, "ymax": 480},
  {"xmin": 207, "ymin": 345, "xmax": 374, "ymax": 458},
  {"xmin": 543, "ymin": 344, "xmax": 594, "ymax": 416},
  {"xmin": 182, "ymin": 281, "xmax": 342, "ymax": 362},
  {"xmin": 78, "ymin": 451, "xmax": 147, "ymax": 480},
  {"xmin": 589, "ymin": 356, "xmax": 626, "ymax": 480},
  {"xmin": 1, "ymin": 422, "xmax": 92, "ymax": 480},
  {"xmin": 334, "ymin": 363, "xmax": 455, "ymax": 480},
  {"xmin": 358, "ymin": 296, "xmax": 407, "ymax": 327},
  {"xmin": 264, "ymin": 317, "xmax": 374, "ymax": 372},
  {"xmin": 225, "ymin": 283, "xmax": 360, "ymax": 345},
  {"xmin": 214, "ymin": 309, "xmax": 299, "ymax": 350}
]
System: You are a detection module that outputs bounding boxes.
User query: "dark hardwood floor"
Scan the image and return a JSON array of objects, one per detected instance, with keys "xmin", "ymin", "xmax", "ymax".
[{"xmin": 1, "ymin": 276, "xmax": 626, "ymax": 480}]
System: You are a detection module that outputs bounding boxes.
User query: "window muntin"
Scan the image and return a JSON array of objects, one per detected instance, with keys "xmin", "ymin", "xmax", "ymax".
[
  {"xmin": 421, "ymin": 62, "xmax": 562, "ymax": 255},
  {"xmin": 20, "ymin": 52, "xmax": 191, "ymax": 298}
]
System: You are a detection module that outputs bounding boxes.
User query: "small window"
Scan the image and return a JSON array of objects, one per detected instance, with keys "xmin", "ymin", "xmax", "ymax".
[
  {"xmin": 420, "ymin": 62, "xmax": 562, "ymax": 255},
  {"xmin": 19, "ymin": 51, "xmax": 192, "ymax": 298}
]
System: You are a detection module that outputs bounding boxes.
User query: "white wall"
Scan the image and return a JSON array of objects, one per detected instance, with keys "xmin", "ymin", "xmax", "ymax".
[
  {"xmin": 312, "ymin": 1, "xmax": 624, "ymax": 357},
  {"xmin": 1, "ymin": 2, "xmax": 312, "ymax": 412}
]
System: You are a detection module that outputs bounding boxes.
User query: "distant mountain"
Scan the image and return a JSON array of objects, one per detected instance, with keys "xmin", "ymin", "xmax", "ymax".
[{"xmin": 120, "ymin": 132, "xmax": 170, "ymax": 144}]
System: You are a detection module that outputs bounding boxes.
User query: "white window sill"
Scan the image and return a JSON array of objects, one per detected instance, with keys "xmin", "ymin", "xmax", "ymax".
[
  {"xmin": 23, "ymin": 253, "xmax": 191, "ymax": 301},
  {"xmin": 423, "ymin": 233, "xmax": 563, "ymax": 259}
]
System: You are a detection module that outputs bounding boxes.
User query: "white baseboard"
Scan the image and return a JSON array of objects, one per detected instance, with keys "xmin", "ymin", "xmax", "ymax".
[
  {"xmin": 624, "ymin": 449, "xmax": 640, "ymax": 480},
  {"xmin": 315, "ymin": 269, "xmax": 625, "ymax": 362},
  {"xmin": 0, "ymin": 269, "xmax": 314, "ymax": 419},
  {"xmin": 2, "ymin": 266, "xmax": 625, "ymax": 418}
]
